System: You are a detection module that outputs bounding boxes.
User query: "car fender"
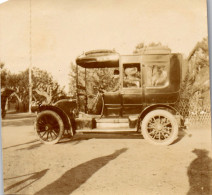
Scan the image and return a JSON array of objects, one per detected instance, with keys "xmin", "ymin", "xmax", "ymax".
[
  {"xmin": 37, "ymin": 105, "xmax": 75, "ymax": 134},
  {"xmin": 137, "ymin": 104, "xmax": 181, "ymax": 131},
  {"xmin": 53, "ymin": 99, "xmax": 77, "ymax": 118}
]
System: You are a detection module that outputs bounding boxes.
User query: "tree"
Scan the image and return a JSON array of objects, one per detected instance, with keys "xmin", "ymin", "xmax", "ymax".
[
  {"xmin": 32, "ymin": 67, "xmax": 66, "ymax": 104},
  {"xmin": 2, "ymin": 67, "xmax": 66, "ymax": 112},
  {"xmin": 133, "ymin": 42, "xmax": 170, "ymax": 54},
  {"xmin": 186, "ymin": 37, "xmax": 209, "ymax": 92},
  {"xmin": 180, "ymin": 37, "xmax": 210, "ymax": 110},
  {"xmin": 1, "ymin": 62, "xmax": 7, "ymax": 88},
  {"xmin": 69, "ymin": 62, "xmax": 117, "ymax": 113},
  {"xmin": 68, "ymin": 62, "xmax": 83, "ymax": 97},
  {"xmin": 5, "ymin": 69, "xmax": 29, "ymax": 112}
]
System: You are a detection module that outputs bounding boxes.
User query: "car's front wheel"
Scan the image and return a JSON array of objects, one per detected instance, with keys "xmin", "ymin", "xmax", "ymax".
[
  {"xmin": 141, "ymin": 109, "xmax": 178, "ymax": 145},
  {"xmin": 35, "ymin": 110, "xmax": 64, "ymax": 144}
]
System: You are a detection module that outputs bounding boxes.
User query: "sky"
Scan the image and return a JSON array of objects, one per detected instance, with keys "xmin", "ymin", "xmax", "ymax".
[{"xmin": 0, "ymin": 0, "xmax": 208, "ymax": 92}]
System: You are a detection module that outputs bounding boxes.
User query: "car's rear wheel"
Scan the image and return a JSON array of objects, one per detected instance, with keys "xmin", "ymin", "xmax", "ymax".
[
  {"xmin": 141, "ymin": 109, "xmax": 178, "ymax": 145},
  {"xmin": 35, "ymin": 110, "xmax": 64, "ymax": 144}
]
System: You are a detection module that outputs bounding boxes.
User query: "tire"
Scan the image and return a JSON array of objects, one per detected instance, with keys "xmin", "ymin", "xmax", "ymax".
[
  {"xmin": 141, "ymin": 109, "xmax": 178, "ymax": 145},
  {"xmin": 34, "ymin": 110, "xmax": 64, "ymax": 144}
]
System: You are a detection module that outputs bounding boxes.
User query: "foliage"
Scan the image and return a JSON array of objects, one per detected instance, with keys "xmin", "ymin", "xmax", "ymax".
[
  {"xmin": 69, "ymin": 62, "xmax": 117, "ymax": 112},
  {"xmin": 68, "ymin": 62, "xmax": 85, "ymax": 97},
  {"xmin": 180, "ymin": 37, "xmax": 210, "ymax": 110},
  {"xmin": 1, "ymin": 67, "xmax": 66, "ymax": 112},
  {"xmin": 32, "ymin": 67, "xmax": 66, "ymax": 104},
  {"xmin": 4, "ymin": 69, "xmax": 29, "ymax": 111},
  {"xmin": 69, "ymin": 63, "xmax": 117, "ymax": 95},
  {"xmin": 183, "ymin": 37, "xmax": 209, "ymax": 93},
  {"xmin": 133, "ymin": 42, "xmax": 170, "ymax": 54},
  {"xmin": 1, "ymin": 62, "xmax": 7, "ymax": 88}
]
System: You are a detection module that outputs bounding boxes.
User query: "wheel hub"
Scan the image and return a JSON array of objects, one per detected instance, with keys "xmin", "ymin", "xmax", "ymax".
[
  {"xmin": 45, "ymin": 125, "xmax": 51, "ymax": 131},
  {"xmin": 156, "ymin": 124, "xmax": 163, "ymax": 131}
]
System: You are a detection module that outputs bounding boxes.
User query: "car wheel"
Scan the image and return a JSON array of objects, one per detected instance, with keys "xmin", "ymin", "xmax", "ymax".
[
  {"xmin": 35, "ymin": 110, "xmax": 64, "ymax": 144},
  {"xmin": 141, "ymin": 109, "xmax": 178, "ymax": 145}
]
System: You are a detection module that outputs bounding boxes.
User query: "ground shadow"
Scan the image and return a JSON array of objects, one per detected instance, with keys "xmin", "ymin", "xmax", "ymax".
[
  {"xmin": 187, "ymin": 149, "xmax": 212, "ymax": 195},
  {"xmin": 58, "ymin": 132, "xmax": 143, "ymax": 145},
  {"xmin": 3, "ymin": 140, "xmax": 38, "ymax": 150},
  {"xmin": 58, "ymin": 133, "xmax": 143, "ymax": 146},
  {"xmin": 4, "ymin": 169, "xmax": 49, "ymax": 193},
  {"xmin": 34, "ymin": 148, "xmax": 128, "ymax": 195},
  {"xmin": 170, "ymin": 130, "xmax": 187, "ymax": 145},
  {"xmin": 16, "ymin": 142, "xmax": 43, "ymax": 151}
]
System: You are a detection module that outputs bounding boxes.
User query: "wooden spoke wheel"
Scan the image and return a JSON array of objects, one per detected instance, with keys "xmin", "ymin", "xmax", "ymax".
[
  {"xmin": 141, "ymin": 109, "xmax": 178, "ymax": 145},
  {"xmin": 35, "ymin": 110, "xmax": 64, "ymax": 144}
]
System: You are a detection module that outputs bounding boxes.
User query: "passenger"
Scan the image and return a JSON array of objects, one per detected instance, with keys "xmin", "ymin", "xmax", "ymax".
[
  {"xmin": 152, "ymin": 66, "xmax": 167, "ymax": 86},
  {"xmin": 124, "ymin": 67, "xmax": 141, "ymax": 88}
]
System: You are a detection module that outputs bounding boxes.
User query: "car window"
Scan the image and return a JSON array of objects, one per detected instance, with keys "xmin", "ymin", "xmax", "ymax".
[
  {"xmin": 146, "ymin": 64, "xmax": 168, "ymax": 87},
  {"xmin": 123, "ymin": 63, "xmax": 141, "ymax": 88}
]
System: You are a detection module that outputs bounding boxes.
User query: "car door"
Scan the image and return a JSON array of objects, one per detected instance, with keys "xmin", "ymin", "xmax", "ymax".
[{"xmin": 120, "ymin": 55, "xmax": 144, "ymax": 116}]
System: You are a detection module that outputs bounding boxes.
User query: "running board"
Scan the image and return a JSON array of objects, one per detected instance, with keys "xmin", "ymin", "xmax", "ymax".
[
  {"xmin": 75, "ymin": 115, "xmax": 138, "ymax": 130},
  {"xmin": 75, "ymin": 128, "xmax": 137, "ymax": 134},
  {"xmin": 96, "ymin": 118, "xmax": 129, "ymax": 123},
  {"xmin": 96, "ymin": 122, "xmax": 129, "ymax": 129}
]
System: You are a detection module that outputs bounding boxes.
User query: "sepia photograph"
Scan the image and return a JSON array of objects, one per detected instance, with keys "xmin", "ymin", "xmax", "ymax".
[{"xmin": 0, "ymin": 0, "xmax": 211, "ymax": 194}]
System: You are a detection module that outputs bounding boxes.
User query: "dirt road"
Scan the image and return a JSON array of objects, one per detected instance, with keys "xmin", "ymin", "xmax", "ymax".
[{"xmin": 1, "ymin": 114, "xmax": 212, "ymax": 195}]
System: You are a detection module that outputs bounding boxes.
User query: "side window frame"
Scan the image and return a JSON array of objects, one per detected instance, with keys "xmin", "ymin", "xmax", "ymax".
[
  {"xmin": 144, "ymin": 63, "xmax": 169, "ymax": 89},
  {"xmin": 122, "ymin": 63, "xmax": 142, "ymax": 89}
]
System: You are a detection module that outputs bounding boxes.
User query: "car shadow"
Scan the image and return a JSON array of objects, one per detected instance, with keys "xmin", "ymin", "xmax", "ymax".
[
  {"xmin": 170, "ymin": 129, "xmax": 187, "ymax": 145},
  {"xmin": 187, "ymin": 149, "xmax": 212, "ymax": 195},
  {"xmin": 34, "ymin": 148, "xmax": 128, "ymax": 195},
  {"xmin": 58, "ymin": 132, "xmax": 143, "ymax": 145},
  {"xmin": 4, "ymin": 169, "xmax": 49, "ymax": 193}
]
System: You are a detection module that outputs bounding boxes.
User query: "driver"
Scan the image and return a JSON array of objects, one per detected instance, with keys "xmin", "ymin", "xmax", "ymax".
[
  {"xmin": 102, "ymin": 69, "xmax": 120, "ymax": 92},
  {"xmin": 111, "ymin": 74, "xmax": 121, "ymax": 92}
]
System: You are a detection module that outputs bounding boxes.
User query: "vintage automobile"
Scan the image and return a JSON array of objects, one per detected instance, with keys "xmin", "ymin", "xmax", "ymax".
[{"xmin": 33, "ymin": 47, "xmax": 185, "ymax": 145}]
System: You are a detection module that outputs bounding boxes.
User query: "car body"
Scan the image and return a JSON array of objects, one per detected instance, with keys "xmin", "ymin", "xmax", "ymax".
[{"xmin": 33, "ymin": 47, "xmax": 184, "ymax": 145}]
